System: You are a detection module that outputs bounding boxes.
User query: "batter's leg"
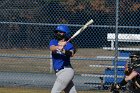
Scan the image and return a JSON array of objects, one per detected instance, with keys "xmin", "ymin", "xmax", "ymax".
[
  {"xmin": 51, "ymin": 68, "xmax": 74, "ymax": 93},
  {"xmin": 64, "ymin": 81, "xmax": 77, "ymax": 93}
]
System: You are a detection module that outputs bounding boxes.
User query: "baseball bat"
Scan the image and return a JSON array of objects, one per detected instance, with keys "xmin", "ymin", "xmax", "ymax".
[{"xmin": 67, "ymin": 19, "xmax": 94, "ymax": 43}]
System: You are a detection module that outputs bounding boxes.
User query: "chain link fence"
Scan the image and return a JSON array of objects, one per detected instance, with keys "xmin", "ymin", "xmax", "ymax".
[{"xmin": 0, "ymin": 0, "xmax": 140, "ymax": 92}]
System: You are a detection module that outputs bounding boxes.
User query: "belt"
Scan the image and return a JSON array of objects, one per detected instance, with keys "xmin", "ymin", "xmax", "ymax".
[{"xmin": 55, "ymin": 66, "xmax": 72, "ymax": 73}]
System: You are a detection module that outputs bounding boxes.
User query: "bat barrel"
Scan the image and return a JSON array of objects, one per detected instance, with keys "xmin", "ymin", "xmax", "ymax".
[{"xmin": 67, "ymin": 19, "xmax": 94, "ymax": 43}]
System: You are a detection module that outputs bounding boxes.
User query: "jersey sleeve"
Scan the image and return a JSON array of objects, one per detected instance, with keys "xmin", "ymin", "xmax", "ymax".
[
  {"xmin": 49, "ymin": 39, "xmax": 58, "ymax": 47},
  {"xmin": 65, "ymin": 42, "xmax": 75, "ymax": 50}
]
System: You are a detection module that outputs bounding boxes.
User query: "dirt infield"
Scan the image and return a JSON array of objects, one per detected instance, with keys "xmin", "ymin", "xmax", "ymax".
[{"xmin": 0, "ymin": 87, "xmax": 110, "ymax": 93}]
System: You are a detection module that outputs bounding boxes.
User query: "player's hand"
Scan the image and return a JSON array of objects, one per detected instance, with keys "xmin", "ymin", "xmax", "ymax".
[
  {"xmin": 57, "ymin": 41, "xmax": 67, "ymax": 50},
  {"xmin": 58, "ymin": 41, "xmax": 67, "ymax": 46},
  {"xmin": 110, "ymin": 84, "xmax": 120, "ymax": 93},
  {"xmin": 110, "ymin": 83, "xmax": 116, "ymax": 92},
  {"xmin": 57, "ymin": 45, "xmax": 64, "ymax": 50}
]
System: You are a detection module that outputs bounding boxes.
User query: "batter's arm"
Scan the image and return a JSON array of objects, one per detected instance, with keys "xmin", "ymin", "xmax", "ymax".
[
  {"xmin": 50, "ymin": 45, "xmax": 63, "ymax": 52},
  {"xmin": 62, "ymin": 49, "xmax": 74, "ymax": 57}
]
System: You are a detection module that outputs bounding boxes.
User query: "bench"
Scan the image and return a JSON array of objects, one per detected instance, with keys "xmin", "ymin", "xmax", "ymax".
[{"xmin": 103, "ymin": 33, "xmax": 140, "ymax": 51}]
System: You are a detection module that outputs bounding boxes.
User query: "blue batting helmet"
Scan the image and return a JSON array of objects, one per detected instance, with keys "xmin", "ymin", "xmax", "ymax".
[{"xmin": 55, "ymin": 25, "xmax": 70, "ymax": 34}]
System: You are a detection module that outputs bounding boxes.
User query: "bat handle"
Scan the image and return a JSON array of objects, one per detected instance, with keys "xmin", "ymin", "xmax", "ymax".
[
  {"xmin": 66, "ymin": 38, "xmax": 72, "ymax": 43},
  {"xmin": 61, "ymin": 38, "xmax": 71, "ymax": 49}
]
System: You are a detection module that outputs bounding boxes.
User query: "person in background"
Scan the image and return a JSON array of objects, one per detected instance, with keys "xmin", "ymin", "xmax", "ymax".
[{"xmin": 110, "ymin": 52, "xmax": 140, "ymax": 93}]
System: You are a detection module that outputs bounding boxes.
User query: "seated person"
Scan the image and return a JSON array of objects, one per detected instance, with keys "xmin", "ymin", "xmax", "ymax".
[{"xmin": 110, "ymin": 52, "xmax": 140, "ymax": 93}]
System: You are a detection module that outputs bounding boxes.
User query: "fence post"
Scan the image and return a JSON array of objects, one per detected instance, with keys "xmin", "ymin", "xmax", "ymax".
[{"xmin": 114, "ymin": 0, "xmax": 119, "ymax": 85}]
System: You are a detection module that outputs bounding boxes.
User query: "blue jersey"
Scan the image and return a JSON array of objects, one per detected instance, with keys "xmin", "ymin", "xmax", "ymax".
[{"xmin": 49, "ymin": 39, "xmax": 74, "ymax": 71}]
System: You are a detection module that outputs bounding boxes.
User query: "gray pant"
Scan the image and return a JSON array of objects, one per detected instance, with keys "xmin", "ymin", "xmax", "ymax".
[{"xmin": 51, "ymin": 68, "xmax": 77, "ymax": 93}]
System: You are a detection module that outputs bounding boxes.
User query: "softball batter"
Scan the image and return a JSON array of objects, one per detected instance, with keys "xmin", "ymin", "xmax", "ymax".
[{"xmin": 49, "ymin": 24, "xmax": 77, "ymax": 93}]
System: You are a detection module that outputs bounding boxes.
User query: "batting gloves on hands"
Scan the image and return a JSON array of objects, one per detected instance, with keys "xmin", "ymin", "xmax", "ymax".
[{"xmin": 110, "ymin": 83, "xmax": 121, "ymax": 93}]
